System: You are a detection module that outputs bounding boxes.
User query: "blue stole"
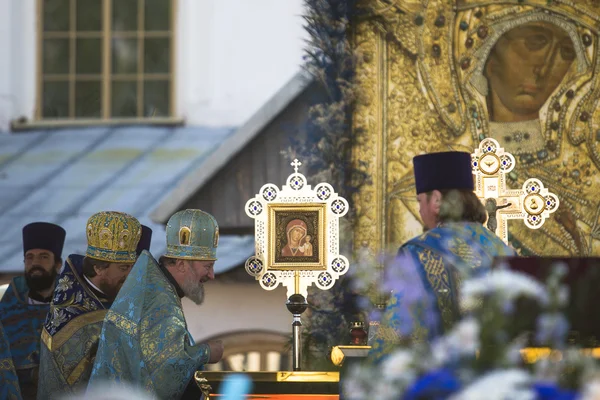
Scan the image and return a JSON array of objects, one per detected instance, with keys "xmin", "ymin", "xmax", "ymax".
[
  {"xmin": 0, "ymin": 275, "xmax": 49, "ymax": 396},
  {"xmin": 370, "ymin": 222, "xmax": 515, "ymax": 360},
  {"xmin": 38, "ymin": 255, "xmax": 110, "ymax": 399},
  {"xmin": 0, "ymin": 320, "xmax": 23, "ymax": 400},
  {"xmin": 89, "ymin": 251, "xmax": 210, "ymax": 399}
]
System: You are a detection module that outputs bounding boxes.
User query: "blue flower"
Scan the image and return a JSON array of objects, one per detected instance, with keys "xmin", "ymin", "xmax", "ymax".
[
  {"xmin": 534, "ymin": 383, "xmax": 578, "ymax": 400},
  {"xmin": 403, "ymin": 369, "xmax": 461, "ymax": 400}
]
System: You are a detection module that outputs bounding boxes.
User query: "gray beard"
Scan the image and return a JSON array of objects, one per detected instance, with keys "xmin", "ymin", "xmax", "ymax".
[{"xmin": 182, "ymin": 280, "xmax": 205, "ymax": 305}]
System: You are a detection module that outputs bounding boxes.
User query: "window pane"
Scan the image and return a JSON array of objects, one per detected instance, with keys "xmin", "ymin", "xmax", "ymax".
[
  {"xmin": 43, "ymin": 39, "xmax": 70, "ymax": 74},
  {"xmin": 75, "ymin": 81, "xmax": 101, "ymax": 117},
  {"xmin": 112, "ymin": 81, "xmax": 138, "ymax": 117},
  {"xmin": 145, "ymin": 0, "xmax": 170, "ymax": 31},
  {"xmin": 43, "ymin": 0, "xmax": 70, "ymax": 32},
  {"xmin": 112, "ymin": 0, "xmax": 138, "ymax": 31},
  {"xmin": 144, "ymin": 38, "xmax": 170, "ymax": 73},
  {"xmin": 42, "ymin": 81, "xmax": 69, "ymax": 118},
  {"xmin": 143, "ymin": 80, "xmax": 170, "ymax": 117},
  {"xmin": 76, "ymin": 0, "xmax": 102, "ymax": 31},
  {"xmin": 76, "ymin": 38, "xmax": 102, "ymax": 74},
  {"xmin": 112, "ymin": 38, "xmax": 138, "ymax": 74}
]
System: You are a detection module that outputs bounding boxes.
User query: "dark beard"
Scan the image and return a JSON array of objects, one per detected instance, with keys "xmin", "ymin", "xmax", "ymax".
[{"xmin": 25, "ymin": 266, "xmax": 57, "ymax": 292}]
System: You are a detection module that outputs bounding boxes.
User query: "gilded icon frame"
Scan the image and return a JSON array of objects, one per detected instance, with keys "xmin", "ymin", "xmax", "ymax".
[{"xmin": 268, "ymin": 203, "xmax": 327, "ymax": 270}]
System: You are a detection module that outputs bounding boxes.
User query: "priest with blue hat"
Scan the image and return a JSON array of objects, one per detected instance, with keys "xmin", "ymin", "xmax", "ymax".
[
  {"xmin": 370, "ymin": 151, "xmax": 515, "ymax": 359},
  {"xmin": 0, "ymin": 222, "xmax": 66, "ymax": 399},
  {"xmin": 89, "ymin": 209, "xmax": 224, "ymax": 399}
]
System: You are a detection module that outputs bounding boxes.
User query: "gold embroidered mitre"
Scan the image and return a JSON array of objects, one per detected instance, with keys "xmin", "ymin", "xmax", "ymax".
[{"xmin": 86, "ymin": 211, "xmax": 142, "ymax": 263}]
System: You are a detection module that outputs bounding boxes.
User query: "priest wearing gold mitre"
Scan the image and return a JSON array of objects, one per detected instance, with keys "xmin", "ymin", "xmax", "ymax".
[
  {"xmin": 89, "ymin": 209, "xmax": 224, "ymax": 399},
  {"xmin": 37, "ymin": 211, "xmax": 141, "ymax": 399}
]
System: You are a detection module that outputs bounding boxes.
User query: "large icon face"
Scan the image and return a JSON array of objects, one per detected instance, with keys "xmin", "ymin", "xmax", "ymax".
[{"xmin": 484, "ymin": 21, "xmax": 576, "ymax": 123}]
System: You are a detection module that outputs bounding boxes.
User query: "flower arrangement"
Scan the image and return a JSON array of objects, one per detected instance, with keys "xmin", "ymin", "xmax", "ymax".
[{"xmin": 343, "ymin": 263, "xmax": 600, "ymax": 400}]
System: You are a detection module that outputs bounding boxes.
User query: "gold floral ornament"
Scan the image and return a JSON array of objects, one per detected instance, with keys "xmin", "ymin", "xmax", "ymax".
[{"xmin": 86, "ymin": 211, "xmax": 142, "ymax": 263}]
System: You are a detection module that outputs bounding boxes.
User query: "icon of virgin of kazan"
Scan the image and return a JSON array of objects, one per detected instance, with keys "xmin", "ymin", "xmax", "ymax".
[{"xmin": 388, "ymin": 1, "xmax": 600, "ymax": 256}]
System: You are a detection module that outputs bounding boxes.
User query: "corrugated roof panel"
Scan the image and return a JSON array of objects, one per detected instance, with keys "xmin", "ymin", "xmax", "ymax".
[
  {"xmin": 0, "ymin": 133, "xmax": 102, "ymax": 187},
  {"xmin": 80, "ymin": 186, "xmax": 165, "ymax": 215},
  {"xmin": 0, "ymin": 131, "xmax": 45, "ymax": 166},
  {"xmin": 0, "ymin": 126, "xmax": 253, "ymax": 275}
]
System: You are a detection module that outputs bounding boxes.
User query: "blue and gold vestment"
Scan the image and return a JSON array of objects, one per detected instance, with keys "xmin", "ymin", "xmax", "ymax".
[
  {"xmin": 370, "ymin": 222, "xmax": 515, "ymax": 359},
  {"xmin": 0, "ymin": 276, "xmax": 49, "ymax": 398},
  {"xmin": 89, "ymin": 251, "xmax": 211, "ymax": 399},
  {"xmin": 37, "ymin": 255, "xmax": 109, "ymax": 399},
  {"xmin": 0, "ymin": 320, "xmax": 23, "ymax": 400}
]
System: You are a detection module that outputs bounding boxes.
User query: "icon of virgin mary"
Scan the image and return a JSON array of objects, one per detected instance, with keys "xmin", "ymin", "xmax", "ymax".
[{"xmin": 281, "ymin": 219, "xmax": 310, "ymax": 257}]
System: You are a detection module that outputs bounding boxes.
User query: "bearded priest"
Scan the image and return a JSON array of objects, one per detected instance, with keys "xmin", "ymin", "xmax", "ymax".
[
  {"xmin": 0, "ymin": 222, "xmax": 66, "ymax": 399},
  {"xmin": 89, "ymin": 209, "xmax": 224, "ymax": 399}
]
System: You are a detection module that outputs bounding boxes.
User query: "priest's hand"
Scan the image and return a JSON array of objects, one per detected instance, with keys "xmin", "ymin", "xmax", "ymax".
[{"xmin": 207, "ymin": 340, "xmax": 224, "ymax": 363}]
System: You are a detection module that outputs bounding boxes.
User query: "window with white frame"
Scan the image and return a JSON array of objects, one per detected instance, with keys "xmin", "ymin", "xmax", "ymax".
[{"xmin": 38, "ymin": 0, "xmax": 175, "ymax": 120}]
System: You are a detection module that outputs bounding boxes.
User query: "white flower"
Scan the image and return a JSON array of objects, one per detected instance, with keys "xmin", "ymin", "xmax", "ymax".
[
  {"xmin": 449, "ymin": 317, "xmax": 480, "ymax": 355},
  {"xmin": 430, "ymin": 317, "xmax": 480, "ymax": 366},
  {"xmin": 581, "ymin": 379, "xmax": 600, "ymax": 400},
  {"xmin": 460, "ymin": 269, "xmax": 548, "ymax": 311},
  {"xmin": 557, "ymin": 286, "xmax": 570, "ymax": 307},
  {"xmin": 381, "ymin": 349, "xmax": 415, "ymax": 382},
  {"xmin": 371, "ymin": 380, "xmax": 404, "ymax": 400},
  {"xmin": 342, "ymin": 366, "xmax": 371, "ymax": 400},
  {"xmin": 449, "ymin": 369, "xmax": 534, "ymax": 400},
  {"xmin": 430, "ymin": 338, "xmax": 450, "ymax": 367}
]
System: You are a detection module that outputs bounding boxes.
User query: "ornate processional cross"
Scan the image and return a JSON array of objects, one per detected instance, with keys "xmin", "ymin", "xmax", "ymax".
[
  {"xmin": 471, "ymin": 138, "xmax": 560, "ymax": 244},
  {"xmin": 244, "ymin": 158, "xmax": 350, "ymax": 370}
]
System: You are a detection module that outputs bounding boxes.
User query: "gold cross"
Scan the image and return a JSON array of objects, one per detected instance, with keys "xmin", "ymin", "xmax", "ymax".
[{"xmin": 471, "ymin": 138, "xmax": 560, "ymax": 244}]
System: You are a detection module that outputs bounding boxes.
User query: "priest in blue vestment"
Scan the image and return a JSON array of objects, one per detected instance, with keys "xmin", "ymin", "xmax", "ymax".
[
  {"xmin": 0, "ymin": 320, "xmax": 23, "ymax": 400},
  {"xmin": 370, "ymin": 151, "xmax": 515, "ymax": 359},
  {"xmin": 37, "ymin": 212, "xmax": 142, "ymax": 399},
  {"xmin": 89, "ymin": 209, "xmax": 224, "ymax": 399},
  {"xmin": 0, "ymin": 222, "xmax": 66, "ymax": 399}
]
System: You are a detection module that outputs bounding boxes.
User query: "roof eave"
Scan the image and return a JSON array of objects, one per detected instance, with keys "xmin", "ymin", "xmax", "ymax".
[{"xmin": 150, "ymin": 69, "xmax": 314, "ymax": 224}]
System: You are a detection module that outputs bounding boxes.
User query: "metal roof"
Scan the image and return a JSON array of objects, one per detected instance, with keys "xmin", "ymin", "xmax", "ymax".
[{"xmin": 0, "ymin": 125, "xmax": 255, "ymax": 274}]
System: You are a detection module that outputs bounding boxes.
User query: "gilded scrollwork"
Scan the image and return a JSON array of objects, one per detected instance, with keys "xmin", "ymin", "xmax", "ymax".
[
  {"xmin": 352, "ymin": 19, "xmax": 386, "ymax": 254},
  {"xmin": 353, "ymin": 0, "xmax": 600, "ymax": 256}
]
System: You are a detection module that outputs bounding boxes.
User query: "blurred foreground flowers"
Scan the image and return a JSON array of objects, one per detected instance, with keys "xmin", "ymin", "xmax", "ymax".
[{"xmin": 343, "ymin": 257, "xmax": 600, "ymax": 400}]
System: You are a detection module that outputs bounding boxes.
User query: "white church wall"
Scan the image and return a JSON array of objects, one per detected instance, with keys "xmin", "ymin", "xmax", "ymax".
[
  {"xmin": 183, "ymin": 281, "xmax": 291, "ymax": 342},
  {"xmin": 0, "ymin": 0, "xmax": 307, "ymax": 132}
]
